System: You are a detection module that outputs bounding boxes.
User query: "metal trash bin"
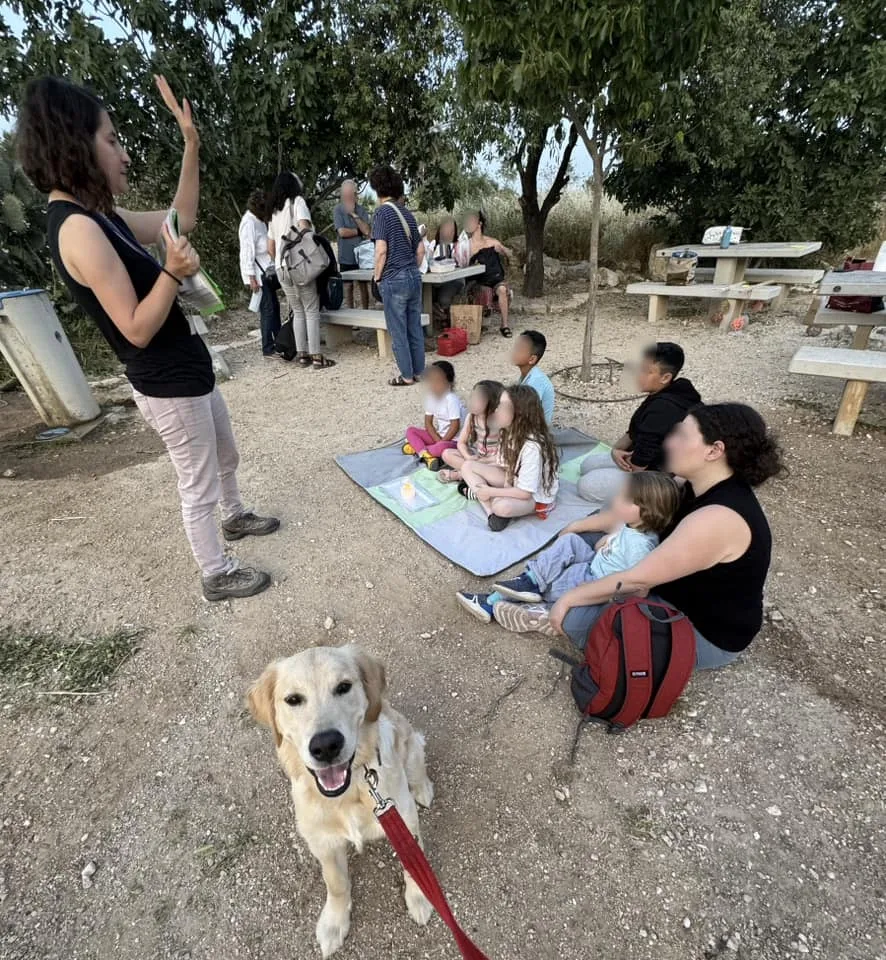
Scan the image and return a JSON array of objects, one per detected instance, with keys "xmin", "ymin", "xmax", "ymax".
[{"xmin": 0, "ymin": 289, "xmax": 100, "ymax": 426}]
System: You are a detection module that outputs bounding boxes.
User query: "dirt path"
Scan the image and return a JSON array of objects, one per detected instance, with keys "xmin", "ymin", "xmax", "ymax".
[{"xmin": 1, "ymin": 293, "xmax": 884, "ymax": 960}]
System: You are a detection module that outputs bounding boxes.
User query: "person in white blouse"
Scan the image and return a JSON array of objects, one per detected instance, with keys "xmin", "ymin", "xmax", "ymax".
[
  {"xmin": 267, "ymin": 172, "xmax": 335, "ymax": 369},
  {"xmin": 238, "ymin": 190, "xmax": 281, "ymax": 358}
]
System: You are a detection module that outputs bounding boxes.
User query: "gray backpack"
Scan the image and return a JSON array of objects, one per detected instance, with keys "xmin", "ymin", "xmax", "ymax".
[{"xmin": 278, "ymin": 199, "xmax": 330, "ymax": 286}]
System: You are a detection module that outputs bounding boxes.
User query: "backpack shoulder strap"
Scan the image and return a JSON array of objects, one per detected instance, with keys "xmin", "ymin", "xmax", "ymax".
[
  {"xmin": 383, "ymin": 200, "xmax": 412, "ymax": 240},
  {"xmin": 644, "ymin": 606, "xmax": 696, "ymax": 719},
  {"xmin": 606, "ymin": 601, "xmax": 654, "ymax": 730}
]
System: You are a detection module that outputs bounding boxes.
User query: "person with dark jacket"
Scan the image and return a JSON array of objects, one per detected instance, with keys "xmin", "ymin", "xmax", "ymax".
[{"xmin": 578, "ymin": 342, "xmax": 700, "ymax": 505}]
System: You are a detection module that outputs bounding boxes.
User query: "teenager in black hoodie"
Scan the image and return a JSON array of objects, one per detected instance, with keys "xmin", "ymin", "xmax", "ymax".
[{"xmin": 577, "ymin": 342, "xmax": 701, "ymax": 506}]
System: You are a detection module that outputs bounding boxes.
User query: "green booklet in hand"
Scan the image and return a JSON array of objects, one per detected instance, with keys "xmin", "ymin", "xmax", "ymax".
[{"xmin": 162, "ymin": 208, "xmax": 226, "ymax": 317}]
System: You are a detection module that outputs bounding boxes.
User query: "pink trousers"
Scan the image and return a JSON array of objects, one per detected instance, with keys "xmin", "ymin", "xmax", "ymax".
[{"xmin": 405, "ymin": 426, "xmax": 457, "ymax": 458}]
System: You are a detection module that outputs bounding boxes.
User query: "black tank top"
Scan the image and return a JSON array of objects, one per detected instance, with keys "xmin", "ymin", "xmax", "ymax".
[
  {"xmin": 657, "ymin": 476, "xmax": 772, "ymax": 653},
  {"xmin": 46, "ymin": 200, "xmax": 213, "ymax": 398}
]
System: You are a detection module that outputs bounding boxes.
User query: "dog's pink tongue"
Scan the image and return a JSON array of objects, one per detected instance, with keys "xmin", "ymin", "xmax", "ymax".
[{"xmin": 317, "ymin": 763, "xmax": 348, "ymax": 792}]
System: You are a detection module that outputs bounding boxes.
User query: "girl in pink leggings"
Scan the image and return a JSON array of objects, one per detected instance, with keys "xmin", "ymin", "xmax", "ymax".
[{"xmin": 402, "ymin": 360, "xmax": 464, "ymax": 471}]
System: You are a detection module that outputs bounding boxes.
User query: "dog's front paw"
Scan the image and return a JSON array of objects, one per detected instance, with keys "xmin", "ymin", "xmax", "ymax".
[
  {"xmin": 316, "ymin": 900, "xmax": 351, "ymax": 958},
  {"xmin": 413, "ymin": 777, "xmax": 435, "ymax": 809},
  {"xmin": 405, "ymin": 880, "xmax": 434, "ymax": 926}
]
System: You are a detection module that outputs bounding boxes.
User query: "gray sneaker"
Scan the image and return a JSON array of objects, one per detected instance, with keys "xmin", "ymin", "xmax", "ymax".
[
  {"xmin": 203, "ymin": 564, "xmax": 272, "ymax": 601},
  {"xmin": 222, "ymin": 511, "xmax": 280, "ymax": 541}
]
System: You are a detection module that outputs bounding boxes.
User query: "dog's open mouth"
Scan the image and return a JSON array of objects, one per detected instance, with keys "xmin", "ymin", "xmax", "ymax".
[{"xmin": 309, "ymin": 756, "xmax": 355, "ymax": 798}]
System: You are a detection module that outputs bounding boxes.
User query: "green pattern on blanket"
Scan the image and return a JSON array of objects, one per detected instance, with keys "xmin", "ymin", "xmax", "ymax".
[
  {"xmin": 369, "ymin": 468, "xmax": 467, "ymax": 529},
  {"xmin": 559, "ymin": 442, "xmax": 610, "ymax": 483},
  {"xmin": 369, "ymin": 441, "xmax": 611, "ymax": 530}
]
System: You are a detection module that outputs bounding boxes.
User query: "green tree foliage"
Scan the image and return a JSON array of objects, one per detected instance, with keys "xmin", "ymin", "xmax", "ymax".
[
  {"xmin": 448, "ymin": 0, "xmax": 724, "ymax": 376},
  {"xmin": 0, "ymin": 134, "xmax": 47, "ymax": 288},
  {"xmin": 1, "ymin": 0, "xmax": 463, "ymax": 292},
  {"xmin": 609, "ymin": 0, "xmax": 886, "ymax": 255}
]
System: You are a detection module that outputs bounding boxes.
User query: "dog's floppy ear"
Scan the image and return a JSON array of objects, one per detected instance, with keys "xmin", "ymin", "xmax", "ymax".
[
  {"xmin": 355, "ymin": 648, "xmax": 386, "ymax": 724},
  {"xmin": 247, "ymin": 663, "xmax": 282, "ymax": 747}
]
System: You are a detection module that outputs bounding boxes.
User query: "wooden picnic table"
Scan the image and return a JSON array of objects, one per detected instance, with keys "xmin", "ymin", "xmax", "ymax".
[
  {"xmin": 346, "ymin": 264, "xmax": 486, "ymax": 317},
  {"xmin": 655, "ymin": 241, "xmax": 822, "ymax": 286},
  {"xmin": 791, "ymin": 263, "xmax": 886, "ymax": 435}
]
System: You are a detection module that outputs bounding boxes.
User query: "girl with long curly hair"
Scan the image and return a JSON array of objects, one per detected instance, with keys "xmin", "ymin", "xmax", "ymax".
[
  {"xmin": 17, "ymin": 76, "xmax": 278, "ymax": 601},
  {"xmin": 458, "ymin": 384, "xmax": 559, "ymax": 532}
]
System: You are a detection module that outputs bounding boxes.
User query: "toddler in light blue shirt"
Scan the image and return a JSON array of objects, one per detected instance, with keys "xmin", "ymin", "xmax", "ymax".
[{"xmin": 456, "ymin": 471, "xmax": 681, "ymax": 628}]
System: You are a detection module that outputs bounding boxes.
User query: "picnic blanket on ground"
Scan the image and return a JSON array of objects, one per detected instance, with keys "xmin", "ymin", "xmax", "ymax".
[{"xmin": 335, "ymin": 428, "xmax": 606, "ymax": 576}]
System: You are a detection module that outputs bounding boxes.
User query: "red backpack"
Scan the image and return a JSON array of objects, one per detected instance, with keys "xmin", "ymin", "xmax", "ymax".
[{"xmin": 553, "ymin": 597, "xmax": 696, "ymax": 738}]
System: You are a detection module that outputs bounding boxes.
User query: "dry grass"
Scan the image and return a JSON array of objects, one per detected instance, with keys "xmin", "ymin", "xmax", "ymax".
[
  {"xmin": 418, "ymin": 190, "xmax": 673, "ymax": 266},
  {"xmin": 0, "ymin": 625, "xmax": 142, "ymax": 696}
]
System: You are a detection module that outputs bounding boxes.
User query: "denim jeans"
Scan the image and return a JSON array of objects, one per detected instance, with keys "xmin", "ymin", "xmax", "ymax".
[
  {"xmin": 380, "ymin": 266, "xmax": 424, "ymax": 380},
  {"xmin": 259, "ymin": 273, "xmax": 282, "ymax": 355}
]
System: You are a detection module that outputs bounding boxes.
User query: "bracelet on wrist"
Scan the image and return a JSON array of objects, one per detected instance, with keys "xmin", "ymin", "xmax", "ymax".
[{"xmin": 161, "ymin": 268, "xmax": 182, "ymax": 285}]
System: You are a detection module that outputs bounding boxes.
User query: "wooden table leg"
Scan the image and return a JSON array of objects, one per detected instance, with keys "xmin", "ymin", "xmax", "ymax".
[
  {"xmin": 833, "ymin": 380, "xmax": 868, "ymax": 436},
  {"xmin": 851, "ymin": 325, "xmax": 874, "ymax": 350},
  {"xmin": 708, "ymin": 258, "xmax": 743, "ymax": 322},
  {"xmin": 422, "ymin": 284, "xmax": 434, "ymax": 324},
  {"xmin": 376, "ymin": 328, "xmax": 392, "ymax": 360},
  {"xmin": 648, "ymin": 294, "xmax": 668, "ymax": 323},
  {"xmin": 718, "ymin": 299, "xmax": 742, "ymax": 333}
]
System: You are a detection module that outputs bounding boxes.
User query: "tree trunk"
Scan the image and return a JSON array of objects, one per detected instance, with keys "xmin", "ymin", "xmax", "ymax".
[
  {"xmin": 580, "ymin": 156, "xmax": 603, "ymax": 380},
  {"xmin": 522, "ymin": 210, "xmax": 545, "ymax": 298}
]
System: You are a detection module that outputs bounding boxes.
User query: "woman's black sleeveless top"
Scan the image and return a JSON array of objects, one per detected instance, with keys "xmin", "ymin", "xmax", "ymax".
[
  {"xmin": 658, "ymin": 476, "xmax": 772, "ymax": 652},
  {"xmin": 46, "ymin": 200, "xmax": 213, "ymax": 397}
]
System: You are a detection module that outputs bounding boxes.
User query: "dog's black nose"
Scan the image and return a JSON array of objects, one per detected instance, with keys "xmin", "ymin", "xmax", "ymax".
[{"xmin": 309, "ymin": 729, "xmax": 345, "ymax": 763}]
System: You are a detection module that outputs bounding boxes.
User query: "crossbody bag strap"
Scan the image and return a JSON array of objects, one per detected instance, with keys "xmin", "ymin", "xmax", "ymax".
[{"xmin": 383, "ymin": 200, "xmax": 413, "ymax": 240}]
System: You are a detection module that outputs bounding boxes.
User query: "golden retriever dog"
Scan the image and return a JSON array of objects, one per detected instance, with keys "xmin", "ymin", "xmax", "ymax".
[{"xmin": 248, "ymin": 645, "xmax": 435, "ymax": 957}]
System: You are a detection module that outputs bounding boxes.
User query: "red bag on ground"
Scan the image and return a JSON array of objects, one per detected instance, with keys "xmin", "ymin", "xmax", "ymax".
[
  {"xmin": 564, "ymin": 597, "xmax": 696, "ymax": 732},
  {"xmin": 437, "ymin": 327, "xmax": 468, "ymax": 356},
  {"xmin": 827, "ymin": 258, "xmax": 884, "ymax": 314}
]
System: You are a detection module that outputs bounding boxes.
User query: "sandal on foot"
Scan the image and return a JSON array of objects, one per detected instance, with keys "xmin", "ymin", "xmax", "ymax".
[
  {"xmin": 457, "ymin": 480, "xmax": 478, "ymax": 501},
  {"xmin": 488, "ymin": 514, "xmax": 511, "ymax": 532},
  {"xmin": 500, "ymin": 326, "xmax": 513, "ymax": 338},
  {"xmin": 388, "ymin": 375, "xmax": 416, "ymax": 387},
  {"xmin": 312, "ymin": 355, "xmax": 336, "ymax": 369},
  {"xmin": 296, "ymin": 353, "xmax": 311, "ymax": 367}
]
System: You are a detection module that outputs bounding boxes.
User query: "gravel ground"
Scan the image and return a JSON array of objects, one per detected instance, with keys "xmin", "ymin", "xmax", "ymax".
[{"xmin": 1, "ymin": 290, "xmax": 884, "ymax": 960}]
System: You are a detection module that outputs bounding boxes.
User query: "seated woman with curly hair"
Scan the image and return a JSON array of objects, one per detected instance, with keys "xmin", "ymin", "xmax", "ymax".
[{"xmin": 487, "ymin": 403, "xmax": 786, "ymax": 670}]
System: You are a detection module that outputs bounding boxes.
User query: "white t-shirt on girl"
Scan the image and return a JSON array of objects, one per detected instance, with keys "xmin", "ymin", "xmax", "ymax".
[
  {"xmin": 426, "ymin": 391, "xmax": 464, "ymax": 437},
  {"xmin": 514, "ymin": 439, "xmax": 559, "ymax": 504},
  {"xmin": 268, "ymin": 196, "xmax": 312, "ymax": 270}
]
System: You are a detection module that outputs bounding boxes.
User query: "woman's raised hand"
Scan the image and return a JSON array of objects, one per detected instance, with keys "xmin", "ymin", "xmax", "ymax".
[
  {"xmin": 163, "ymin": 226, "xmax": 201, "ymax": 280},
  {"xmin": 155, "ymin": 74, "xmax": 200, "ymax": 149}
]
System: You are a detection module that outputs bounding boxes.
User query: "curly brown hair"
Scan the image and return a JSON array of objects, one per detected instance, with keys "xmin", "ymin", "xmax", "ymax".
[
  {"xmin": 17, "ymin": 77, "xmax": 115, "ymax": 214},
  {"xmin": 691, "ymin": 403, "xmax": 787, "ymax": 487},
  {"xmin": 499, "ymin": 385, "xmax": 559, "ymax": 490}
]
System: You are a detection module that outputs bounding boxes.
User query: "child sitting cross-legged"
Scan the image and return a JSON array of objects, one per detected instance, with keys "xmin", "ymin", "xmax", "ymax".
[
  {"xmin": 438, "ymin": 379, "xmax": 504, "ymax": 483},
  {"xmin": 457, "ymin": 384, "xmax": 559, "ymax": 532},
  {"xmin": 402, "ymin": 360, "xmax": 464, "ymax": 470},
  {"xmin": 456, "ymin": 471, "xmax": 680, "ymax": 628}
]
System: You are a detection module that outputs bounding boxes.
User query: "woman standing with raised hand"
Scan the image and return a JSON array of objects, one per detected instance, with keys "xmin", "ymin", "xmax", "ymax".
[{"xmin": 18, "ymin": 75, "xmax": 279, "ymax": 601}]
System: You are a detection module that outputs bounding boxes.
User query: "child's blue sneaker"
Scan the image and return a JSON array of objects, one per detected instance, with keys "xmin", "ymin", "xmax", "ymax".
[
  {"xmin": 455, "ymin": 591, "xmax": 494, "ymax": 624},
  {"xmin": 491, "ymin": 572, "xmax": 542, "ymax": 603}
]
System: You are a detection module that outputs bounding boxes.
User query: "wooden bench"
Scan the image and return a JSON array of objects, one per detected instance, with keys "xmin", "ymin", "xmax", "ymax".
[
  {"xmin": 694, "ymin": 267, "xmax": 825, "ymax": 308},
  {"xmin": 694, "ymin": 267, "xmax": 825, "ymax": 285},
  {"xmin": 803, "ymin": 306, "xmax": 885, "ymax": 349},
  {"xmin": 320, "ymin": 308, "xmax": 430, "ymax": 360},
  {"xmin": 789, "ymin": 345, "xmax": 886, "ymax": 436},
  {"xmin": 625, "ymin": 281, "xmax": 782, "ymax": 332}
]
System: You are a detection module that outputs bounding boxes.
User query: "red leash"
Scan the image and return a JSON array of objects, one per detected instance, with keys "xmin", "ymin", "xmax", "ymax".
[{"xmin": 363, "ymin": 766, "xmax": 491, "ymax": 960}]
